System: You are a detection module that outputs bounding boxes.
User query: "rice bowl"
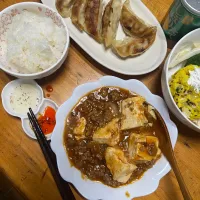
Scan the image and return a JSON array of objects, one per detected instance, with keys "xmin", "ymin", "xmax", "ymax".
[{"xmin": 0, "ymin": 2, "xmax": 70, "ymax": 79}]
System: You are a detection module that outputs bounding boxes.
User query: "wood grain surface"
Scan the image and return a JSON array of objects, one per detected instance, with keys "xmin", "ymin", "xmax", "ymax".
[{"xmin": 0, "ymin": 0, "xmax": 200, "ymax": 200}]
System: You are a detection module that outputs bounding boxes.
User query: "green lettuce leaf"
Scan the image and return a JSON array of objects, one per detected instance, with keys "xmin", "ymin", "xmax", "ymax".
[{"xmin": 185, "ymin": 53, "xmax": 200, "ymax": 66}]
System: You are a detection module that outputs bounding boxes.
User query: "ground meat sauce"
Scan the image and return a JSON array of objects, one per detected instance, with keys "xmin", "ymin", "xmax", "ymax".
[{"xmin": 64, "ymin": 87, "xmax": 161, "ymax": 188}]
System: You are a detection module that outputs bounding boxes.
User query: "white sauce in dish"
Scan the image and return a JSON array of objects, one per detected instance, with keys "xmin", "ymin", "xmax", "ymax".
[
  {"xmin": 10, "ymin": 83, "xmax": 41, "ymax": 114},
  {"xmin": 188, "ymin": 67, "xmax": 200, "ymax": 93},
  {"xmin": 6, "ymin": 10, "xmax": 66, "ymax": 74}
]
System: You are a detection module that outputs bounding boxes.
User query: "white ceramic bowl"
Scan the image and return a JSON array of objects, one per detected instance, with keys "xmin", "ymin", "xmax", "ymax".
[
  {"xmin": 0, "ymin": 2, "xmax": 70, "ymax": 79},
  {"xmin": 51, "ymin": 76, "xmax": 178, "ymax": 200},
  {"xmin": 161, "ymin": 28, "xmax": 200, "ymax": 132}
]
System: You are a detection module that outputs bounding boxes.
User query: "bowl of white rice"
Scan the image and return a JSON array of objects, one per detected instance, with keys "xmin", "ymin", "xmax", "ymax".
[{"xmin": 0, "ymin": 2, "xmax": 69, "ymax": 79}]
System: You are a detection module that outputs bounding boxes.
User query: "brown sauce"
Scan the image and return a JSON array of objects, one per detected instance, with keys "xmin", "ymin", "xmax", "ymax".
[
  {"xmin": 64, "ymin": 87, "xmax": 162, "ymax": 188},
  {"xmin": 125, "ymin": 191, "xmax": 130, "ymax": 198}
]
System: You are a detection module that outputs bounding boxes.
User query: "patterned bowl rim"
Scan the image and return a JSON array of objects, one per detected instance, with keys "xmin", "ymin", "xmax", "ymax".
[{"xmin": 0, "ymin": 2, "xmax": 70, "ymax": 77}]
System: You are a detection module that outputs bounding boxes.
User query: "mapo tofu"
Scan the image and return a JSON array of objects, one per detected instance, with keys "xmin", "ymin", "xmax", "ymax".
[{"xmin": 64, "ymin": 87, "xmax": 162, "ymax": 187}]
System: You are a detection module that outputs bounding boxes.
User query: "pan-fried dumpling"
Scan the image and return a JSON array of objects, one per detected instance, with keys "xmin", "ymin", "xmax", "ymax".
[
  {"xmin": 84, "ymin": 0, "xmax": 103, "ymax": 43},
  {"xmin": 112, "ymin": 34, "xmax": 156, "ymax": 58},
  {"xmin": 71, "ymin": 0, "xmax": 87, "ymax": 31},
  {"xmin": 120, "ymin": 0, "xmax": 157, "ymax": 38},
  {"xmin": 113, "ymin": 0, "xmax": 157, "ymax": 57},
  {"xmin": 102, "ymin": 0, "xmax": 122, "ymax": 48},
  {"xmin": 56, "ymin": 0, "xmax": 74, "ymax": 18}
]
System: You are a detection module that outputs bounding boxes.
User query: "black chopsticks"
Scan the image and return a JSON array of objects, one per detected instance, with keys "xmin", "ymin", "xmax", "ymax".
[{"xmin": 27, "ymin": 108, "xmax": 75, "ymax": 200}]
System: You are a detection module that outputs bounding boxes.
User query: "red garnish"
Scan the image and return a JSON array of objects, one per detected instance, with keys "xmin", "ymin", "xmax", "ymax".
[
  {"xmin": 46, "ymin": 85, "xmax": 53, "ymax": 92},
  {"xmin": 38, "ymin": 106, "xmax": 56, "ymax": 135}
]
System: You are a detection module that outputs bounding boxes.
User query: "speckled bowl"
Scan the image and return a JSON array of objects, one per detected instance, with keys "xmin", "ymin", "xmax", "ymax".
[{"xmin": 0, "ymin": 2, "xmax": 70, "ymax": 79}]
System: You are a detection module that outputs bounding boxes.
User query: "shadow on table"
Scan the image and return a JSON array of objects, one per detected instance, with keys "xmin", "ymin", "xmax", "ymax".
[
  {"xmin": 170, "ymin": 113, "xmax": 200, "ymax": 139},
  {"xmin": 0, "ymin": 170, "xmax": 27, "ymax": 200}
]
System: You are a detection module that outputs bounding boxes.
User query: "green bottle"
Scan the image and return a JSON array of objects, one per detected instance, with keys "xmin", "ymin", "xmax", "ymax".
[{"xmin": 163, "ymin": 0, "xmax": 200, "ymax": 41}]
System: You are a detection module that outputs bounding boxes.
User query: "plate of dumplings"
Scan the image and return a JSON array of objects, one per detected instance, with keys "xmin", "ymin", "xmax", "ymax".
[{"xmin": 42, "ymin": 0, "xmax": 167, "ymax": 75}]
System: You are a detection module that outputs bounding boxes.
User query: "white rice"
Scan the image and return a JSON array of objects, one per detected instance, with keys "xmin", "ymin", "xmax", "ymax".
[{"xmin": 6, "ymin": 10, "xmax": 66, "ymax": 74}]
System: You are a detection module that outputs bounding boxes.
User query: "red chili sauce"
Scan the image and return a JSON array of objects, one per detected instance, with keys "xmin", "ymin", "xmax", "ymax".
[
  {"xmin": 46, "ymin": 85, "xmax": 53, "ymax": 92},
  {"xmin": 38, "ymin": 106, "xmax": 56, "ymax": 135}
]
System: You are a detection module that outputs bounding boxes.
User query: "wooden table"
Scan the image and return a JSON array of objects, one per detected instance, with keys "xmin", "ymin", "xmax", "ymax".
[{"xmin": 0, "ymin": 0, "xmax": 200, "ymax": 200}]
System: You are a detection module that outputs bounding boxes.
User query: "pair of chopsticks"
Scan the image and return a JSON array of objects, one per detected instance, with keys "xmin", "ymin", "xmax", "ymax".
[{"xmin": 28, "ymin": 108, "xmax": 75, "ymax": 200}]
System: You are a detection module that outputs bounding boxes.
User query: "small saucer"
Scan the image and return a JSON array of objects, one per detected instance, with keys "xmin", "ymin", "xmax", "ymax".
[
  {"xmin": 22, "ymin": 98, "xmax": 58, "ymax": 140},
  {"xmin": 1, "ymin": 79, "xmax": 43, "ymax": 118},
  {"xmin": 1, "ymin": 79, "xmax": 58, "ymax": 140}
]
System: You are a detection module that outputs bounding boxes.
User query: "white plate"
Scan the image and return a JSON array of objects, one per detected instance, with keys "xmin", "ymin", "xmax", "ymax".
[
  {"xmin": 51, "ymin": 76, "xmax": 178, "ymax": 200},
  {"xmin": 41, "ymin": 0, "xmax": 167, "ymax": 75}
]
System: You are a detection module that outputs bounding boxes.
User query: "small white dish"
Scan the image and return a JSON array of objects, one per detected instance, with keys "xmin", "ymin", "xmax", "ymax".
[
  {"xmin": 22, "ymin": 98, "xmax": 58, "ymax": 140},
  {"xmin": 1, "ymin": 79, "xmax": 58, "ymax": 139},
  {"xmin": 161, "ymin": 28, "xmax": 200, "ymax": 132},
  {"xmin": 51, "ymin": 76, "xmax": 178, "ymax": 200},
  {"xmin": 0, "ymin": 2, "xmax": 70, "ymax": 79},
  {"xmin": 41, "ymin": 0, "xmax": 167, "ymax": 75},
  {"xmin": 1, "ymin": 79, "xmax": 43, "ymax": 118}
]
